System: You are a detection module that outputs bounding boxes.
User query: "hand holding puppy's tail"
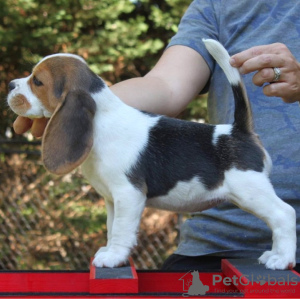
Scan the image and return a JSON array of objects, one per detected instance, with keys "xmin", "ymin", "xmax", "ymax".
[{"xmin": 203, "ymin": 39, "xmax": 253, "ymax": 133}]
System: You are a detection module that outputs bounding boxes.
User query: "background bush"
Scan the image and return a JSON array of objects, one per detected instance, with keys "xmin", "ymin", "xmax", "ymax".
[
  {"xmin": 0, "ymin": 0, "xmax": 207, "ymax": 270},
  {"xmin": 0, "ymin": 0, "xmax": 207, "ymax": 139}
]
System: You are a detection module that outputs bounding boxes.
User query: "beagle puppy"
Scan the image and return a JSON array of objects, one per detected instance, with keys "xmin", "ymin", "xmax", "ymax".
[{"xmin": 7, "ymin": 40, "xmax": 296, "ymax": 270}]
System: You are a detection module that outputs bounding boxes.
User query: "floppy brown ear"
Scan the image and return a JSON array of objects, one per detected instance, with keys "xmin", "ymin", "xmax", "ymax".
[{"xmin": 42, "ymin": 90, "xmax": 96, "ymax": 175}]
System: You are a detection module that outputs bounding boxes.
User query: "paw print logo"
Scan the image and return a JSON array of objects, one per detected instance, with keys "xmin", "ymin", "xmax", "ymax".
[{"xmin": 256, "ymin": 275, "xmax": 266, "ymax": 286}]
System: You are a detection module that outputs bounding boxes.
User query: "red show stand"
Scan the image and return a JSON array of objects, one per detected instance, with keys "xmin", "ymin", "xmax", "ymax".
[{"xmin": 0, "ymin": 258, "xmax": 299, "ymax": 298}]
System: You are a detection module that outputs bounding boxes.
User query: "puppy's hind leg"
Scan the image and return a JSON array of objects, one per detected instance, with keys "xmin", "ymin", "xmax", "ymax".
[
  {"xmin": 227, "ymin": 170, "xmax": 296, "ymax": 270},
  {"xmin": 93, "ymin": 186, "xmax": 147, "ymax": 268}
]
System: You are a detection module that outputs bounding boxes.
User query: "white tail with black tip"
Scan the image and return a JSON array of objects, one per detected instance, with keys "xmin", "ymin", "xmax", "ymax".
[{"xmin": 203, "ymin": 39, "xmax": 253, "ymax": 133}]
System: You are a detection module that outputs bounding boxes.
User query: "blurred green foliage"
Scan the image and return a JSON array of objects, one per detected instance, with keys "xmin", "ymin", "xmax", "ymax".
[
  {"xmin": 0, "ymin": 1, "xmax": 205, "ymax": 269},
  {"xmin": 0, "ymin": 0, "xmax": 207, "ymax": 138}
]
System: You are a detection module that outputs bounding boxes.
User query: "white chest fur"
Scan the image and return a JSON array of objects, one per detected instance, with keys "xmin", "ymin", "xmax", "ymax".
[{"xmin": 81, "ymin": 87, "xmax": 160, "ymax": 201}]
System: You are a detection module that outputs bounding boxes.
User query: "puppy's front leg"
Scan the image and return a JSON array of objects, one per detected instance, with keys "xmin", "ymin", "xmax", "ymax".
[
  {"xmin": 94, "ymin": 199, "xmax": 114, "ymax": 254},
  {"xmin": 93, "ymin": 187, "xmax": 146, "ymax": 268}
]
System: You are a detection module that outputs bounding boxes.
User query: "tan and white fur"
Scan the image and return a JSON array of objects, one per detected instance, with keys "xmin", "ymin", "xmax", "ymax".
[{"xmin": 7, "ymin": 40, "xmax": 296, "ymax": 270}]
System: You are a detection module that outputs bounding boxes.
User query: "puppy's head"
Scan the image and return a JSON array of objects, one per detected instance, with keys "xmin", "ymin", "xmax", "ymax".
[{"xmin": 8, "ymin": 54, "xmax": 104, "ymax": 175}]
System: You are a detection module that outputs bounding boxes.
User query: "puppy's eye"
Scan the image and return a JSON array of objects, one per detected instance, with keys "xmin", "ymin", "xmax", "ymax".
[{"xmin": 33, "ymin": 76, "xmax": 43, "ymax": 87}]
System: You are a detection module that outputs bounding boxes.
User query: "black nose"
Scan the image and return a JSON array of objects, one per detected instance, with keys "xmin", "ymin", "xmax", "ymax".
[{"xmin": 8, "ymin": 81, "xmax": 16, "ymax": 92}]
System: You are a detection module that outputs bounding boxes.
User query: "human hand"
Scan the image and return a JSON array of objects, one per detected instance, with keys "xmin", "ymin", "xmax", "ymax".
[
  {"xmin": 13, "ymin": 116, "xmax": 48, "ymax": 138},
  {"xmin": 230, "ymin": 43, "xmax": 300, "ymax": 104}
]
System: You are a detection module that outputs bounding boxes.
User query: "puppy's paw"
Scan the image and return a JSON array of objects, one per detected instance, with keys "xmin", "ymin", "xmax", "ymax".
[
  {"xmin": 94, "ymin": 246, "xmax": 109, "ymax": 256},
  {"xmin": 258, "ymin": 250, "xmax": 274, "ymax": 265},
  {"xmin": 259, "ymin": 251, "xmax": 296, "ymax": 270},
  {"xmin": 93, "ymin": 247, "xmax": 129, "ymax": 268}
]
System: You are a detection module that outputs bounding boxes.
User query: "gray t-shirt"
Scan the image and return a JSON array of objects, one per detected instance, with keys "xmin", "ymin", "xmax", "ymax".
[{"xmin": 167, "ymin": 0, "xmax": 300, "ymax": 260}]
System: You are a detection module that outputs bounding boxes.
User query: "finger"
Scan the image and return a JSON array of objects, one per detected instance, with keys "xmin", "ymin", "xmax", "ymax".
[
  {"xmin": 252, "ymin": 68, "xmax": 281, "ymax": 86},
  {"xmin": 239, "ymin": 54, "xmax": 285, "ymax": 75},
  {"xmin": 230, "ymin": 43, "xmax": 287, "ymax": 67},
  {"xmin": 13, "ymin": 116, "xmax": 33, "ymax": 134},
  {"xmin": 31, "ymin": 118, "xmax": 49, "ymax": 138},
  {"xmin": 262, "ymin": 82, "xmax": 296, "ymax": 103}
]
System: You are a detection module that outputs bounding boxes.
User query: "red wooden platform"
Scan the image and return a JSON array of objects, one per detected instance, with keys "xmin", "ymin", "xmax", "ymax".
[{"xmin": 0, "ymin": 258, "xmax": 299, "ymax": 298}]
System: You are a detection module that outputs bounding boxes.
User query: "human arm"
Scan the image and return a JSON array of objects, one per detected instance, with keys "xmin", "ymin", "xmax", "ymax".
[
  {"xmin": 230, "ymin": 43, "xmax": 300, "ymax": 104},
  {"xmin": 111, "ymin": 45, "xmax": 210, "ymax": 117},
  {"xmin": 13, "ymin": 45, "xmax": 210, "ymax": 137}
]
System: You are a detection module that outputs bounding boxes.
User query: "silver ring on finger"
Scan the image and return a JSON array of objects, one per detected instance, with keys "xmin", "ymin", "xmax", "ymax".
[{"xmin": 272, "ymin": 67, "xmax": 281, "ymax": 82}]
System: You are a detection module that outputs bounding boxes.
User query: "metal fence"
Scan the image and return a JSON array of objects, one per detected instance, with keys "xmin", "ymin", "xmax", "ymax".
[{"xmin": 0, "ymin": 141, "xmax": 179, "ymax": 270}]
